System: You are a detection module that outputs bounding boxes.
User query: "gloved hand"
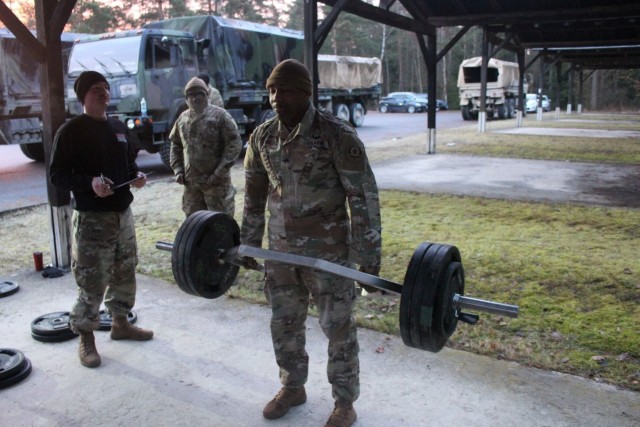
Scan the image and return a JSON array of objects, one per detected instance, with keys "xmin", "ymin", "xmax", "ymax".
[
  {"xmin": 358, "ymin": 264, "xmax": 381, "ymax": 294},
  {"xmin": 175, "ymin": 173, "xmax": 185, "ymax": 185}
]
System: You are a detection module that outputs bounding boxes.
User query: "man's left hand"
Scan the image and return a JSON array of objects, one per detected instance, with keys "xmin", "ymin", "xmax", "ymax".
[{"xmin": 131, "ymin": 171, "xmax": 147, "ymax": 188}]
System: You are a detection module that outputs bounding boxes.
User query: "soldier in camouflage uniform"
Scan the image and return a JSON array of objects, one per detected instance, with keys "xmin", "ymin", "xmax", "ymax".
[
  {"xmin": 49, "ymin": 71, "xmax": 154, "ymax": 369},
  {"xmin": 241, "ymin": 60, "xmax": 381, "ymax": 427},
  {"xmin": 170, "ymin": 77, "xmax": 242, "ymax": 217},
  {"xmin": 197, "ymin": 72, "xmax": 224, "ymax": 108}
]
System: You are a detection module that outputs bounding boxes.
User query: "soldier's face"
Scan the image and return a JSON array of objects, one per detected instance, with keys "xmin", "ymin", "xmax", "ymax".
[
  {"xmin": 83, "ymin": 82, "xmax": 110, "ymax": 112},
  {"xmin": 186, "ymin": 90, "xmax": 207, "ymax": 114},
  {"xmin": 268, "ymin": 84, "xmax": 310, "ymax": 126}
]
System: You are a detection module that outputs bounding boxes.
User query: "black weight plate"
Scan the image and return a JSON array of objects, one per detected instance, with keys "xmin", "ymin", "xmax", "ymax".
[
  {"xmin": 31, "ymin": 311, "xmax": 74, "ymax": 336},
  {"xmin": 400, "ymin": 242, "xmax": 432, "ymax": 348},
  {"xmin": 172, "ymin": 211, "xmax": 210, "ymax": 296},
  {"xmin": 422, "ymin": 261, "xmax": 465, "ymax": 352},
  {"xmin": 0, "ymin": 348, "xmax": 26, "ymax": 381},
  {"xmin": 0, "ymin": 356, "xmax": 32, "ymax": 390},
  {"xmin": 31, "ymin": 329, "xmax": 78, "ymax": 343},
  {"xmin": 409, "ymin": 244, "xmax": 447, "ymax": 349},
  {"xmin": 98, "ymin": 310, "xmax": 138, "ymax": 331},
  {"xmin": 0, "ymin": 280, "xmax": 19, "ymax": 298},
  {"xmin": 418, "ymin": 245, "xmax": 461, "ymax": 352},
  {"xmin": 173, "ymin": 210, "xmax": 240, "ymax": 299}
]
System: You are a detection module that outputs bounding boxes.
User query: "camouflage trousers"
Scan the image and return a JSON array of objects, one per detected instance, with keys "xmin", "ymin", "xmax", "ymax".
[
  {"xmin": 264, "ymin": 261, "xmax": 360, "ymax": 404},
  {"xmin": 182, "ymin": 181, "xmax": 236, "ymax": 217},
  {"xmin": 69, "ymin": 208, "xmax": 138, "ymax": 334}
]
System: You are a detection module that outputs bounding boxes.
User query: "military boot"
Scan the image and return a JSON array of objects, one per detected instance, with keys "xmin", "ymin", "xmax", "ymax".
[
  {"xmin": 324, "ymin": 400, "xmax": 357, "ymax": 427},
  {"xmin": 110, "ymin": 316, "xmax": 154, "ymax": 341},
  {"xmin": 263, "ymin": 386, "xmax": 307, "ymax": 419},
  {"xmin": 78, "ymin": 331, "xmax": 101, "ymax": 368}
]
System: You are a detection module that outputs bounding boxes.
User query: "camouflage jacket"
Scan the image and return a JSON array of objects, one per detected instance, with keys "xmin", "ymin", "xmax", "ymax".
[
  {"xmin": 208, "ymin": 85, "xmax": 224, "ymax": 108},
  {"xmin": 169, "ymin": 104, "xmax": 241, "ymax": 183},
  {"xmin": 241, "ymin": 103, "xmax": 381, "ymax": 268}
]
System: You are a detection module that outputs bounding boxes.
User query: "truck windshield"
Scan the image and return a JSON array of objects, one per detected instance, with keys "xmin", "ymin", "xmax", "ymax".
[{"xmin": 68, "ymin": 36, "xmax": 141, "ymax": 77}]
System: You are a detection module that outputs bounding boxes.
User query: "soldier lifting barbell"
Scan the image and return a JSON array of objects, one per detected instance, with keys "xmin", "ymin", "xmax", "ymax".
[{"xmin": 156, "ymin": 211, "xmax": 518, "ymax": 353}]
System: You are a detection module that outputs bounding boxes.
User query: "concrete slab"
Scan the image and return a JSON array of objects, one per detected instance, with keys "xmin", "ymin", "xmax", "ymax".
[
  {"xmin": 373, "ymin": 154, "xmax": 640, "ymax": 208},
  {"xmin": 1, "ymin": 270, "xmax": 639, "ymax": 426}
]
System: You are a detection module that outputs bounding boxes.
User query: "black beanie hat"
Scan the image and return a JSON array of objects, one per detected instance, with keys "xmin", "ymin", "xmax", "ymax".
[
  {"xmin": 266, "ymin": 59, "xmax": 312, "ymax": 95},
  {"xmin": 74, "ymin": 71, "xmax": 109, "ymax": 103}
]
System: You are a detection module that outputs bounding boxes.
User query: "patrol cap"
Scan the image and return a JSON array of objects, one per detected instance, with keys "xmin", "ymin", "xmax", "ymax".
[
  {"xmin": 184, "ymin": 77, "xmax": 209, "ymax": 96},
  {"xmin": 74, "ymin": 71, "xmax": 109, "ymax": 104},
  {"xmin": 266, "ymin": 59, "xmax": 312, "ymax": 95}
]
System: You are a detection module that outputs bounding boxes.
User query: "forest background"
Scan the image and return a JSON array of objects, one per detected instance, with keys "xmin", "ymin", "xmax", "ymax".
[{"xmin": 4, "ymin": 0, "xmax": 640, "ymax": 111}]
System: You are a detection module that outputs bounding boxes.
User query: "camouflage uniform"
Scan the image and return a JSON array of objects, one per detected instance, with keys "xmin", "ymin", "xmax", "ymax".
[
  {"xmin": 170, "ymin": 104, "xmax": 242, "ymax": 217},
  {"xmin": 208, "ymin": 85, "xmax": 224, "ymax": 108},
  {"xmin": 241, "ymin": 103, "xmax": 381, "ymax": 404},
  {"xmin": 71, "ymin": 208, "xmax": 138, "ymax": 332}
]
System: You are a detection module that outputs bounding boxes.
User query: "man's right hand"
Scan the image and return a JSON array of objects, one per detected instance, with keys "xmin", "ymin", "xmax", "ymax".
[{"xmin": 175, "ymin": 173, "xmax": 185, "ymax": 185}]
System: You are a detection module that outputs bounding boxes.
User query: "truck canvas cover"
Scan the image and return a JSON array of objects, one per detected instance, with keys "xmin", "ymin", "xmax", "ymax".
[
  {"xmin": 457, "ymin": 56, "xmax": 520, "ymax": 90},
  {"xmin": 317, "ymin": 55, "xmax": 381, "ymax": 90},
  {"xmin": 144, "ymin": 16, "xmax": 304, "ymax": 90}
]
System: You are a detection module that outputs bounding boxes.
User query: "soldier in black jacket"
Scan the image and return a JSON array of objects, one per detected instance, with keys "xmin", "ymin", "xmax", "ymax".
[{"xmin": 50, "ymin": 71, "xmax": 153, "ymax": 368}]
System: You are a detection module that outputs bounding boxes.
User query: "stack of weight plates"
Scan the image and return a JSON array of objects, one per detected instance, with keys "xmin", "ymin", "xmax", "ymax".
[
  {"xmin": 30, "ymin": 310, "xmax": 138, "ymax": 342},
  {"xmin": 0, "ymin": 348, "xmax": 32, "ymax": 389}
]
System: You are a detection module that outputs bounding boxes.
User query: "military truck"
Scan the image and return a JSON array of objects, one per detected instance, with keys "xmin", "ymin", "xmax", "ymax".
[
  {"xmin": 457, "ymin": 56, "xmax": 527, "ymax": 120},
  {"xmin": 64, "ymin": 16, "xmax": 382, "ymax": 167},
  {"xmin": 0, "ymin": 29, "xmax": 83, "ymax": 161}
]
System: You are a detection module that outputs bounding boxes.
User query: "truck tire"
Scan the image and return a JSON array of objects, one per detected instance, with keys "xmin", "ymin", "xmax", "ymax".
[
  {"xmin": 348, "ymin": 102, "xmax": 365, "ymax": 127},
  {"xmin": 461, "ymin": 105, "xmax": 472, "ymax": 121},
  {"xmin": 159, "ymin": 140, "xmax": 171, "ymax": 169},
  {"xmin": 497, "ymin": 104, "xmax": 507, "ymax": 120},
  {"xmin": 19, "ymin": 143, "xmax": 44, "ymax": 162},
  {"xmin": 333, "ymin": 103, "xmax": 350, "ymax": 123}
]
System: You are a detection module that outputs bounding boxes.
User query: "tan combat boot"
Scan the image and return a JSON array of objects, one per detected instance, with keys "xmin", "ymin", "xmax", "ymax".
[
  {"xmin": 324, "ymin": 400, "xmax": 357, "ymax": 427},
  {"xmin": 263, "ymin": 386, "xmax": 307, "ymax": 419},
  {"xmin": 110, "ymin": 316, "xmax": 154, "ymax": 341},
  {"xmin": 78, "ymin": 331, "xmax": 101, "ymax": 368}
]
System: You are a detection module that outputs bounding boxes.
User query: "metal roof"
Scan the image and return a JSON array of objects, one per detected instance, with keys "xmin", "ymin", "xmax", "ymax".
[{"xmin": 321, "ymin": 0, "xmax": 640, "ymax": 70}]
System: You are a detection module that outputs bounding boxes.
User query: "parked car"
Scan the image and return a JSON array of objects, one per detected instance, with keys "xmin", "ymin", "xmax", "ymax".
[
  {"xmin": 526, "ymin": 94, "xmax": 551, "ymax": 113},
  {"xmin": 415, "ymin": 93, "xmax": 448, "ymax": 111},
  {"xmin": 378, "ymin": 93, "xmax": 427, "ymax": 113}
]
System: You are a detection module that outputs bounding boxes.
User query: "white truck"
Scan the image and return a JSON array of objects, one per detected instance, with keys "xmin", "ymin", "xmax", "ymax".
[{"xmin": 457, "ymin": 56, "xmax": 527, "ymax": 120}]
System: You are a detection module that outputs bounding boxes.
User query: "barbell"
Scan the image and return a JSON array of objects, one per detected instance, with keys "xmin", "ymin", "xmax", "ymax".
[{"xmin": 156, "ymin": 210, "xmax": 519, "ymax": 353}]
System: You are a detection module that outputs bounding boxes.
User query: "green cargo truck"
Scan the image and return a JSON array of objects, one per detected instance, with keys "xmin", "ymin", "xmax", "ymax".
[{"xmin": 65, "ymin": 16, "xmax": 381, "ymax": 167}]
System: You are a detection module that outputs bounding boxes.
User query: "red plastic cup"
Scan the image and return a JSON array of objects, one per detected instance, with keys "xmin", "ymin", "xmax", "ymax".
[{"xmin": 33, "ymin": 251, "xmax": 44, "ymax": 271}]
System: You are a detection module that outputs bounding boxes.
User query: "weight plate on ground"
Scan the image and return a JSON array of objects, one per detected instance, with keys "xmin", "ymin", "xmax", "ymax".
[
  {"xmin": 0, "ymin": 356, "xmax": 32, "ymax": 389},
  {"xmin": 31, "ymin": 329, "xmax": 79, "ymax": 342},
  {"xmin": 0, "ymin": 348, "xmax": 26, "ymax": 380},
  {"xmin": 0, "ymin": 280, "xmax": 19, "ymax": 298},
  {"xmin": 172, "ymin": 210, "xmax": 241, "ymax": 299},
  {"xmin": 417, "ymin": 245, "xmax": 461, "ymax": 352},
  {"xmin": 422, "ymin": 261, "xmax": 465, "ymax": 352},
  {"xmin": 31, "ymin": 311, "xmax": 74, "ymax": 336},
  {"xmin": 400, "ymin": 242, "xmax": 432, "ymax": 348},
  {"xmin": 98, "ymin": 310, "xmax": 138, "ymax": 331}
]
